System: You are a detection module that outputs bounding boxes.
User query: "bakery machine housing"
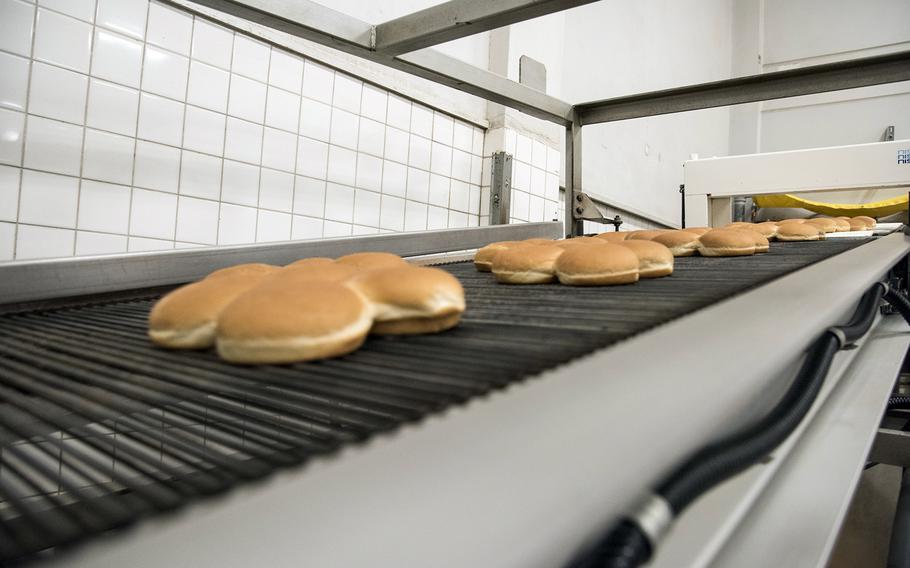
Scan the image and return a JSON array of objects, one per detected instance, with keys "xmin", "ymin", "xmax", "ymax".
[{"xmin": 2, "ymin": 1, "xmax": 910, "ymax": 567}]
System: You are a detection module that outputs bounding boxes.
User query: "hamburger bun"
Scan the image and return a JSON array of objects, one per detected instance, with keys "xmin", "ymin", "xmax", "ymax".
[
  {"xmin": 722, "ymin": 222, "xmax": 753, "ymax": 230},
  {"xmin": 682, "ymin": 227, "xmax": 710, "ymax": 236},
  {"xmin": 555, "ymin": 243, "xmax": 640, "ymax": 285},
  {"xmin": 553, "ymin": 236, "xmax": 607, "ymax": 249},
  {"xmin": 804, "ymin": 218, "xmax": 838, "ymax": 233},
  {"xmin": 739, "ymin": 222, "xmax": 778, "ymax": 239},
  {"xmin": 492, "ymin": 244, "xmax": 565, "ymax": 284},
  {"xmin": 854, "ymin": 215, "xmax": 876, "ymax": 229},
  {"xmin": 474, "ymin": 241, "xmax": 522, "ymax": 272},
  {"xmin": 776, "ymin": 223, "xmax": 824, "ymax": 241},
  {"xmin": 594, "ymin": 231, "xmax": 630, "ymax": 242},
  {"xmin": 288, "ymin": 257, "xmax": 335, "ymax": 268},
  {"xmin": 350, "ymin": 266, "xmax": 465, "ymax": 335},
  {"xmin": 697, "ymin": 230, "xmax": 756, "ymax": 257},
  {"xmin": 830, "ymin": 218, "xmax": 851, "ymax": 232},
  {"xmin": 523, "ymin": 238, "xmax": 556, "ymax": 245},
  {"xmin": 733, "ymin": 229, "xmax": 770, "ymax": 253},
  {"xmin": 777, "ymin": 218, "xmax": 807, "ymax": 225},
  {"xmin": 847, "ymin": 218, "xmax": 869, "ymax": 231},
  {"xmin": 627, "ymin": 230, "xmax": 667, "ymax": 241},
  {"xmin": 282, "ymin": 262, "xmax": 359, "ymax": 282},
  {"xmin": 149, "ymin": 271, "xmax": 274, "ymax": 349},
  {"xmin": 651, "ymin": 230, "xmax": 700, "ymax": 257},
  {"xmin": 616, "ymin": 240, "xmax": 674, "ymax": 278},
  {"xmin": 206, "ymin": 263, "xmax": 280, "ymax": 280},
  {"xmin": 216, "ymin": 279, "xmax": 372, "ymax": 364},
  {"xmin": 337, "ymin": 252, "xmax": 408, "ymax": 271}
]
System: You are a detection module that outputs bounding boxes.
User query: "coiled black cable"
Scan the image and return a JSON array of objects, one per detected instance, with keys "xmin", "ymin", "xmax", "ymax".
[{"xmin": 571, "ymin": 282, "xmax": 891, "ymax": 568}]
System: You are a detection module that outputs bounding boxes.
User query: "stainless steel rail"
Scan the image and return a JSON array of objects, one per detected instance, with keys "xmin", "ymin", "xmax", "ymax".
[
  {"xmin": 0, "ymin": 223, "xmax": 561, "ymax": 304},
  {"xmin": 576, "ymin": 50, "xmax": 910, "ymax": 125}
]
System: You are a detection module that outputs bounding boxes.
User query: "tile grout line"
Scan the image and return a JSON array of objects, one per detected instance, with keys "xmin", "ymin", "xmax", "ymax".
[
  {"xmin": 288, "ymin": 53, "xmax": 306, "ymax": 239},
  {"xmin": 11, "ymin": 1, "xmax": 39, "ymax": 260},
  {"xmin": 124, "ymin": 0, "xmax": 155, "ymax": 254},
  {"xmin": 253, "ymin": 40, "xmax": 273, "ymax": 244},
  {"xmin": 216, "ymin": 29, "xmax": 240, "ymax": 245},
  {"xmin": 319, "ymin": 66, "xmax": 335, "ymax": 238}
]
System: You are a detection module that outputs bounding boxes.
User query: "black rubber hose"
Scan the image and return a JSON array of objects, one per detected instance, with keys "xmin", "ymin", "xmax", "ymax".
[
  {"xmin": 660, "ymin": 283, "xmax": 884, "ymax": 514},
  {"xmin": 885, "ymin": 287, "xmax": 910, "ymax": 327},
  {"xmin": 888, "ymin": 468, "xmax": 910, "ymax": 568},
  {"xmin": 571, "ymin": 283, "xmax": 886, "ymax": 568}
]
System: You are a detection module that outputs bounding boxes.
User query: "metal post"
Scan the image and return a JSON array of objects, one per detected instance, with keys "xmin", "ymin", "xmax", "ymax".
[
  {"xmin": 679, "ymin": 184, "xmax": 686, "ymax": 228},
  {"xmin": 565, "ymin": 116, "xmax": 584, "ymax": 237},
  {"xmin": 489, "ymin": 152, "xmax": 513, "ymax": 225}
]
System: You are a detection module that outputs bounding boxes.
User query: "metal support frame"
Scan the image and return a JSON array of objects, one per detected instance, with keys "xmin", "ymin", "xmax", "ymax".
[
  {"xmin": 489, "ymin": 152, "xmax": 513, "ymax": 225},
  {"xmin": 869, "ymin": 428, "xmax": 910, "ymax": 467},
  {"xmin": 169, "ymin": 0, "xmax": 574, "ymax": 125},
  {"xmin": 576, "ymin": 50, "xmax": 910, "ymax": 125},
  {"xmin": 373, "ymin": 0, "xmax": 600, "ymax": 56}
]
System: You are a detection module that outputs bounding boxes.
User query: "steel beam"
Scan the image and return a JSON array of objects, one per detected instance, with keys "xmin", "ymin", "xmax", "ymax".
[
  {"xmin": 374, "ymin": 0, "xmax": 600, "ymax": 56},
  {"xmin": 576, "ymin": 50, "xmax": 910, "ymax": 125},
  {"xmin": 168, "ymin": 0, "xmax": 573, "ymax": 125}
]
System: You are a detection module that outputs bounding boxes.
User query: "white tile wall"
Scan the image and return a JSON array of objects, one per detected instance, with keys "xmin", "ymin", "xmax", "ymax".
[{"xmin": 0, "ymin": 0, "xmax": 486, "ymax": 260}]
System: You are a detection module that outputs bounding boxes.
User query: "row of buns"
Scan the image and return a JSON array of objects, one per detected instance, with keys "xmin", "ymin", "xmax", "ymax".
[
  {"xmin": 473, "ymin": 215, "xmax": 878, "ymax": 285},
  {"xmin": 148, "ymin": 252, "xmax": 465, "ymax": 365}
]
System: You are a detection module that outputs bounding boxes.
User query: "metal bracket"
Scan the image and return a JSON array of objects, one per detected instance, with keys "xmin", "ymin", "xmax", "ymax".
[
  {"xmin": 489, "ymin": 152, "xmax": 513, "ymax": 225},
  {"xmin": 869, "ymin": 427, "xmax": 910, "ymax": 467},
  {"xmin": 572, "ymin": 192, "xmax": 623, "ymax": 231},
  {"xmin": 679, "ymin": 184, "xmax": 686, "ymax": 228},
  {"xmin": 883, "ymin": 125, "xmax": 896, "ymax": 141}
]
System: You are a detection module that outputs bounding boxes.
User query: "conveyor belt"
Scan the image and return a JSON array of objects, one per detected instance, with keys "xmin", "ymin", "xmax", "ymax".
[{"xmin": 0, "ymin": 239, "xmax": 870, "ymax": 562}]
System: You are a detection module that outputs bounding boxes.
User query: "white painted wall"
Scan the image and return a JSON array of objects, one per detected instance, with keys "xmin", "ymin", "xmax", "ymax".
[
  {"xmin": 560, "ymin": 0, "xmax": 735, "ymax": 226},
  {"xmin": 755, "ymin": 0, "xmax": 910, "ymax": 204}
]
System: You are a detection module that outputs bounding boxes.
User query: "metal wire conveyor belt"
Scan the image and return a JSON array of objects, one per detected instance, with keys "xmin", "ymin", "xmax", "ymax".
[{"xmin": 0, "ymin": 238, "xmax": 871, "ymax": 563}]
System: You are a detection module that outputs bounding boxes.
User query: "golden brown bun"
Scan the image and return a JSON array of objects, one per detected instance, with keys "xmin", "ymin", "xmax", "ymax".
[
  {"xmin": 738, "ymin": 222, "xmax": 778, "ymax": 239},
  {"xmin": 830, "ymin": 218, "xmax": 851, "ymax": 232},
  {"xmin": 555, "ymin": 243, "xmax": 640, "ymax": 285},
  {"xmin": 732, "ymin": 229, "xmax": 769, "ymax": 253},
  {"xmin": 523, "ymin": 238, "xmax": 556, "ymax": 245},
  {"xmin": 615, "ymin": 240, "xmax": 674, "ymax": 278},
  {"xmin": 281, "ymin": 262, "xmax": 359, "ymax": 282},
  {"xmin": 627, "ymin": 230, "xmax": 668, "ymax": 241},
  {"xmin": 776, "ymin": 223, "xmax": 824, "ymax": 241},
  {"xmin": 149, "ymin": 272, "xmax": 274, "ymax": 349},
  {"xmin": 847, "ymin": 218, "xmax": 869, "ymax": 231},
  {"xmin": 492, "ymin": 244, "xmax": 564, "ymax": 284},
  {"xmin": 777, "ymin": 218, "xmax": 807, "ymax": 225},
  {"xmin": 854, "ymin": 215, "xmax": 876, "ymax": 228},
  {"xmin": 682, "ymin": 227, "xmax": 710, "ymax": 236},
  {"xmin": 804, "ymin": 218, "xmax": 838, "ymax": 233},
  {"xmin": 697, "ymin": 230, "xmax": 756, "ymax": 257},
  {"xmin": 722, "ymin": 222, "xmax": 753, "ymax": 230},
  {"xmin": 288, "ymin": 257, "xmax": 335, "ymax": 268},
  {"xmin": 206, "ymin": 263, "xmax": 280, "ymax": 280},
  {"xmin": 473, "ymin": 241, "xmax": 522, "ymax": 272},
  {"xmin": 651, "ymin": 230, "xmax": 700, "ymax": 257},
  {"xmin": 216, "ymin": 280, "xmax": 372, "ymax": 364},
  {"xmin": 594, "ymin": 231, "xmax": 630, "ymax": 242},
  {"xmin": 350, "ymin": 266, "xmax": 465, "ymax": 335},
  {"xmin": 553, "ymin": 236, "xmax": 608, "ymax": 249},
  {"xmin": 337, "ymin": 252, "xmax": 408, "ymax": 271}
]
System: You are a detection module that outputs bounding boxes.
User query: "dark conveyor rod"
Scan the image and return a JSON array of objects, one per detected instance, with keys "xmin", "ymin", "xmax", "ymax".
[{"xmin": 572, "ymin": 282, "xmax": 910, "ymax": 568}]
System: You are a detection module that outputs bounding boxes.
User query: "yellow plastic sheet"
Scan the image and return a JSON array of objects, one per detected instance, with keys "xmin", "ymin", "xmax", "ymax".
[{"xmin": 753, "ymin": 193, "xmax": 908, "ymax": 218}]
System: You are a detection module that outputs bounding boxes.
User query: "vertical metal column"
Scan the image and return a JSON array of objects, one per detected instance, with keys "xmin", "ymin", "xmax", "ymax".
[
  {"xmin": 565, "ymin": 116, "xmax": 584, "ymax": 237},
  {"xmin": 489, "ymin": 152, "xmax": 513, "ymax": 225}
]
